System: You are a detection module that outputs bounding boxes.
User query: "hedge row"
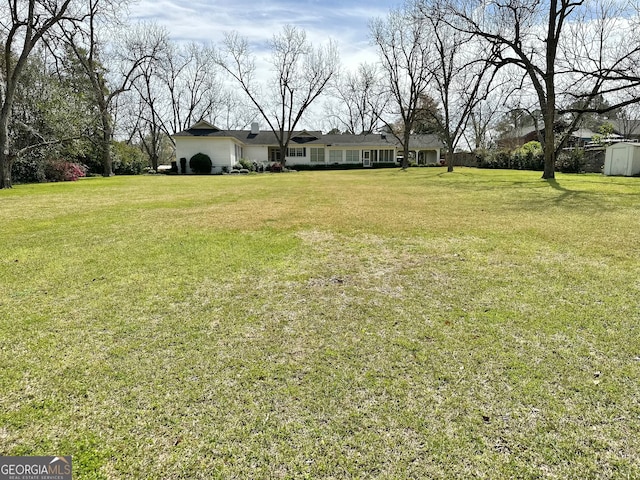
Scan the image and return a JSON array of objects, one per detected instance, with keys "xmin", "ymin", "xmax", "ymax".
[{"xmin": 290, "ymin": 162, "xmax": 398, "ymax": 171}]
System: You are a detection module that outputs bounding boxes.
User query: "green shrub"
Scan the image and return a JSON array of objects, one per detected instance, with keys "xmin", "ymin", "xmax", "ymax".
[
  {"xmin": 113, "ymin": 142, "xmax": 148, "ymax": 175},
  {"xmin": 12, "ymin": 156, "xmax": 46, "ymax": 184},
  {"xmin": 478, "ymin": 149, "xmax": 511, "ymax": 169},
  {"xmin": 478, "ymin": 144, "xmax": 543, "ymax": 171},
  {"xmin": 372, "ymin": 162, "xmax": 399, "ymax": 169},
  {"xmin": 556, "ymin": 148, "xmax": 585, "ymax": 173},
  {"xmin": 74, "ymin": 144, "xmax": 103, "ymax": 175},
  {"xmin": 190, "ymin": 153, "xmax": 212, "ymax": 174},
  {"xmin": 239, "ymin": 158, "xmax": 254, "ymax": 171},
  {"xmin": 512, "ymin": 141, "xmax": 544, "ymax": 170},
  {"xmin": 291, "ymin": 162, "xmax": 398, "ymax": 171}
]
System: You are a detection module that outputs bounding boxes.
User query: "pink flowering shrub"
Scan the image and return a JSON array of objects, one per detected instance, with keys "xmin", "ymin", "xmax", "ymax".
[{"xmin": 44, "ymin": 160, "xmax": 88, "ymax": 182}]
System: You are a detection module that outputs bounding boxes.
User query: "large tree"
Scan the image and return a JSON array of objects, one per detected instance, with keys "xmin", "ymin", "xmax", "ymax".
[
  {"xmin": 442, "ymin": 0, "xmax": 640, "ymax": 179},
  {"xmin": 216, "ymin": 25, "xmax": 339, "ymax": 165},
  {"xmin": 0, "ymin": 0, "xmax": 88, "ymax": 188},
  {"xmin": 370, "ymin": 5, "xmax": 434, "ymax": 169},
  {"xmin": 63, "ymin": 1, "xmax": 166, "ymax": 176},
  {"xmin": 9, "ymin": 47, "xmax": 97, "ymax": 180},
  {"xmin": 418, "ymin": 2, "xmax": 497, "ymax": 172}
]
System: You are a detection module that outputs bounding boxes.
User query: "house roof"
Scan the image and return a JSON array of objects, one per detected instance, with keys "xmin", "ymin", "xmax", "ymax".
[
  {"xmin": 610, "ymin": 119, "xmax": 640, "ymax": 136},
  {"xmin": 173, "ymin": 125, "xmax": 444, "ymax": 149},
  {"xmin": 572, "ymin": 128, "xmax": 599, "ymax": 139}
]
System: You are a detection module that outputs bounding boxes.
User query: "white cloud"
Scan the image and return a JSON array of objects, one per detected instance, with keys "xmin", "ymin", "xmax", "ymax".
[
  {"xmin": 127, "ymin": 0, "xmax": 399, "ymax": 130},
  {"xmin": 129, "ymin": 0, "xmax": 395, "ymax": 70}
]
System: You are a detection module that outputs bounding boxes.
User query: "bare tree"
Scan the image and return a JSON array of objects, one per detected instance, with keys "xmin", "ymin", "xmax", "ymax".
[
  {"xmin": 443, "ymin": 0, "xmax": 640, "ymax": 179},
  {"xmin": 615, "ymin": 102, "xmax": 640, "ymax": 139},
  {"xmin": 63, "ymin": 0, "xmax": 167, "ymax": 176},
  {"xmin": 370, "ymin": 5, "xmax": 433, "ymax": 169},
  {"xmin": 160, "ymin": 41, "xmax": 223, "ymax": 135},
  {"xmin": 467, "ymin": 101, "xmax": 496, "ymax": 151},
  {"xmin": 0, "ymin": 0, "xmax": 87, "ymax": 188},
  {"xmin": 464, "ymin": 77, "xmax": 516, "ymax": 151},
  {"xmin": 216, "ymin": 25, "xmax": 339, "ymax": 165},
  {"xmin": 212, "ymin": 90, "xmax": 257, "ymax": 130},
  {"xmin": 130, "ymin": 69, "xmax": 166, "ymax": 171},
  {"xmin": 325, "ymin": 62, "xmax": 388, "ymax": 134},
  {"xmin": 419, "ymin": 2, "xmax": 498, "ymax": 172}
]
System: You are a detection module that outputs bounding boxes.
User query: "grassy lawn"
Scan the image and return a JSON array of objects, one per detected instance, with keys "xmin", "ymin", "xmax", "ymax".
[{"xmin": 1, "ymin": 167, "xmax": 640, "ymax": 478}]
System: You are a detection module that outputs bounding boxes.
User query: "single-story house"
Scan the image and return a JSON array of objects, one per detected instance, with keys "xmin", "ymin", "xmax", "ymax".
[
  {"xmin": 172, "ymin": 121, "xmax": 444, "ymax": 173},
  {"xmin": 604, "ymin": 142, "xmax": 640, "ymax": 176}
]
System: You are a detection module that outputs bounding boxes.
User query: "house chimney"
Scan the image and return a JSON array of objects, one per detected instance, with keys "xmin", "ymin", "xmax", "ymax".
[{"xmin": 251, "ymin": 122, "xmax": 259, "ymax": 135}]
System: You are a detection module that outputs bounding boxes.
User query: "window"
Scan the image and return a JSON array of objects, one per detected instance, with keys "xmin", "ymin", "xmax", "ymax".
[
  {"xmin": 378, "ymin": 149, "xmax": 394, "ymax": 162},
  {"xmin": 345, "ymin": 150, "xmax": 360, "ymax": 163},
  {"xmin": 287, "ymin": 147, "xmax": 305, "ymax": 157},
  {"xmin": 329, "ymin": 150, "xmax": 343, "ymax": 163},
  {"xmin": 310, "ymin": 148, "xmax": 325, "ymax": 163}
]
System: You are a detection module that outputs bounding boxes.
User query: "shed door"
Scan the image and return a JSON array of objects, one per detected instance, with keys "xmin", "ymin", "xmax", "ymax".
[{"xmin": 610, "ymin": 147, "xmax": 628, "ymax": 176}]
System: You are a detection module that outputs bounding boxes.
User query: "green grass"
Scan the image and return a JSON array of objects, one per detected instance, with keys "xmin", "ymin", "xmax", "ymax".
[{"xmin": 1, "ymin": 168, "xmax": 640, "ymax": 478}]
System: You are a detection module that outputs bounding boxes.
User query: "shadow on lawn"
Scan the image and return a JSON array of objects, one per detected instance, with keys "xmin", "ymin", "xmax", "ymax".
[
  {"xmin": 428, "ymin": 170, "xmax": 553, "ymax": 192},
  {"xmin": 432, "ymin": 172, "xmax": 614, "ymax": 211},
  {"xmin": 545, "ymin": 178, "xmax": 581, "ymax": 200},
  {"xmin": 526, "ymin": 178, "xmax": 625, "ymax": 211},
  {"xmin": 396, "ymin": 168, "xmax": 640, "ymax": 211}
]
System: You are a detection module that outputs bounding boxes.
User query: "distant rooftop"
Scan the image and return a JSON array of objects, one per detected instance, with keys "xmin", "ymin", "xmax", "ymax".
[{"xmin": 173, "ymin": 121, "xmax": 444, "ymax": 149}]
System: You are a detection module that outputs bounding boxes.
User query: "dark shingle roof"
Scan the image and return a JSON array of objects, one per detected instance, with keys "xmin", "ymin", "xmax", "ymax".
[{"xmin": 172, "ymin": 126, "xmax": 443, "ymax": 149}]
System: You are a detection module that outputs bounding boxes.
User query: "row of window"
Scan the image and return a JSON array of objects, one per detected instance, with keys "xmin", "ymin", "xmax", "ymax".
[
  {"xmin": 289, "ymin": 148, "xmax": 395, "ymax": 163},
  {"xmin": 255, "ymin": 147, "xmax": 397, "ymax": 163}
]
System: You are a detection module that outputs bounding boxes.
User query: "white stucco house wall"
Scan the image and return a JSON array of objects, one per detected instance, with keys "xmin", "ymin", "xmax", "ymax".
[{"xmin": 172, "ymin": 121, "xmax": 444, "ymax": 173}]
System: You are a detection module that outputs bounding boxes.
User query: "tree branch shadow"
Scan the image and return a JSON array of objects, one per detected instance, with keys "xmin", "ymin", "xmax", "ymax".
[{"xmin": 543, "ymin": 178, "xmax": 593, "ymax": 204}]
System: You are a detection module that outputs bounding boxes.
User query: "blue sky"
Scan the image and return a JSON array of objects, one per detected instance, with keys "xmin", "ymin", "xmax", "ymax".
[{"xmin": 130, "ymin": 0, "xmax": 402, "ymax": 69}]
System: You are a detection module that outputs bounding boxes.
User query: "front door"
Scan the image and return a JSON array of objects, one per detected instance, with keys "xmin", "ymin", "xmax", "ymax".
[
  {"xmin": 362, "ymin": 150, "xmax": 371, "ymax": 167},
  {"xmin": 268, "ymin": 147, "xmax": 281, "ymax": 163}
]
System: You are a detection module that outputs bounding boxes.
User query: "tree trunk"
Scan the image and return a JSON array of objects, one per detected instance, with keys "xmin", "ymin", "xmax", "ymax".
[
  {"xmin": 541, "ymin": 100, "xmax": 556, "ymax": 179},
  {"xmin": 402, "ymin": 145, "xmax": 410, "ymax": 169},
  {"xmin": 100, "ymin": 107, "xmax": 113, "ymax": 177},
  {"xmin": 279, "ymin": 145, "xmax": 287, "ymax": 167},
  {"xmin": 542, "ymin": 13, "xmax": 557, "ymax": 181},
  {"xmin": 101, "ymin": 137, "xmax": 113, "ymax": 177},
  {"xmin": 0, "ymin": 111, "xmax": 12, "ymax": 189},
  {"xmin": 447, "ymin": 149, "xmax": 454, "ymax": 173},
  {"xmin": 542, "ymin": 140, "xmax": 555, "ymax": 179},
  {"xmin": 402, "ymin": 129, "xmax": 411, "ymax": 169},
  {"xmin": 0, "ymin": 152, "xmax": 12, "ymax": 189}
]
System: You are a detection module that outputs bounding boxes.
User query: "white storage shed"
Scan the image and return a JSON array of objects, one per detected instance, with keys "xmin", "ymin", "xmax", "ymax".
[{"xmin": 604, "ymin": 143, "xmax": 640, "ymax": 176}]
